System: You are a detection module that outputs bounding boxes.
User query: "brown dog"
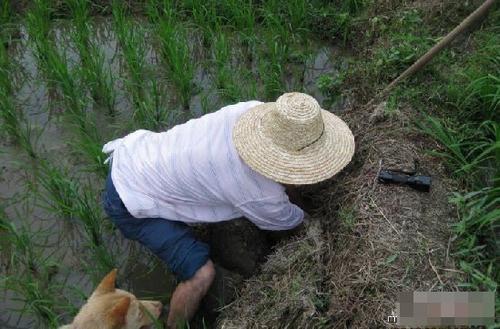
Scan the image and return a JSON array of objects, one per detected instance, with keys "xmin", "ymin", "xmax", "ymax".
[{"xmin": 59, "ymin": 269, "xmax": 162, "ymax": 329}]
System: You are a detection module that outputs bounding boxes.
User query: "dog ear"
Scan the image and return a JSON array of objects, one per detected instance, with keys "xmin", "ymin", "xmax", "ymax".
[
  {"xmin": 107, "ymin": 296, "xmax": 131, "ymax": 329},
  {"xmin": 92, "ymin": 269, "xmax": 118, "ymax": 297}
]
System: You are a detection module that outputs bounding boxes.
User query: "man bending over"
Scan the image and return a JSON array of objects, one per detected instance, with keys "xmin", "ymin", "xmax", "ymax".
[{"xmin": 102, "ymin": 92, "xmax": 355, "ymax": 327}]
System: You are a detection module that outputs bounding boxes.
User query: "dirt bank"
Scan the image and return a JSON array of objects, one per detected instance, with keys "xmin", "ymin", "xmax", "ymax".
[{"xmin": 216, "ymin": 100, "xmax": 464, "ymax": 328}]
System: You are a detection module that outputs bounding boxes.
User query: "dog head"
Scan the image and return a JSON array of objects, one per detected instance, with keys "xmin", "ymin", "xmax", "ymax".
[{"xmin": 60, "ymin": 269, "xmax": 162, "ymax": 329}]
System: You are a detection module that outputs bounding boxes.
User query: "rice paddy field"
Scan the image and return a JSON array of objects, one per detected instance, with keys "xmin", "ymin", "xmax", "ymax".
[{"xmin": 1, "ymin": 0, "xmax": 498, "ymax": 328}]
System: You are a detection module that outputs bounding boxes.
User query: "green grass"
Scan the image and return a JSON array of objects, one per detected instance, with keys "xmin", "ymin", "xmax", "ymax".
[
  {"xmin": 304, "ymin": 0, "xmax": 370, "ymax": 43},
  {"xmin": 328, "ymin": 1, "xmax": 499, "ymax": 310},
  {"xmin": 410, "ymin": 15, "xmax": 499, "ymax": 308},
  {"xmin": 419, "ymin": 119, "xmax": 499, "ymax": 181}
]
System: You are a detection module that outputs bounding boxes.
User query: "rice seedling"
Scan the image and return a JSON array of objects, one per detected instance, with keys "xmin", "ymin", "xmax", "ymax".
[
  {"xmin": 73, "ymin": 182, "xmax": 107, "ymax": 247},
  {"xmin": 25, "ymin": 0, "xmax": 53, "ymax": 85},
  {"xmin": 34, "ymin": 160, "xmax": 80, "ymax": 220},
  {"xmin": 34, "ymin": 160, "xmax": 104, "ymax": 244},
  {"xmin": 0, "ymin": 42, "xmax": 38, "ymax": 158},
  {"xmin": 177, "ymin": 0, "xmax": 220, "ymax": 44},
  {"xmin": 27, "ymin": 1, "xmax": 84, "ymax": 118},
  {"xmin": 27, "ymin": 0, "xmax": 108, "ymax": 175},
  {"xmin": 260, "ymin": 0, "xmax": 292, "ymax": 43},
  {"xmin": 112, "ymin": 0, "xmax": 147, "ymax": 102},
  {"xmin": 150, "ymin": 2, "xmax": 195, "ymax": 110},
  {"xmin": 259, "ymin": 34, "xmax": 289, "ymax": 100},
  {"xmin": 2, "ymin": 272, "xmax": 63, "ymax": 328},
  {"xmin": 33, "ymin": 159, "xmax": 118, "ymax": 282},
  {"xmin": 219, "ymin": 0, "xmax": 256, "ymax": 43},
  {"xmin": 74, "ymin": 182, "xmax": 119, "ymax": 282},
  {"xmin": 68, "ymin": 117, "xmax": 108, "ymax": 177},
  {"xmin": 282, "ymin": 0, "xmax": 310, "ymax": 35},
  {"xmin": 0, "ymin": 213, "xmax": 72, "ymax": 328},
  {"xmin": 42, "ymin": 46, "xmax": 107, "ymax": 174},
  {"xmin": 113, "ymin": 0, "xmax": 171, "ymax": 129},
  {"xmin": 45, "ymin": 45, "xmax": 86, "ymax": 119},
  {"xmin": 0, "ymin": 214, "xmax": 41, "ymax": 275},
  {"xmin": 211, "ymin": 31, "xmax": 244, "ymax": 102},
  {"xmin": 68, "ymin": 0, "xmax": 116, "ymax": 115},
  {"xmin": 136, "ymin": 78, "xmax": 171, "ymax": 130}
]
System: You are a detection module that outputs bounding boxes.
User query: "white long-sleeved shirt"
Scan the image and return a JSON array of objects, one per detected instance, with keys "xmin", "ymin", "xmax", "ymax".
[{"xmin": 102, "ymin": 100, "xmax": 304, "ymax": 231}]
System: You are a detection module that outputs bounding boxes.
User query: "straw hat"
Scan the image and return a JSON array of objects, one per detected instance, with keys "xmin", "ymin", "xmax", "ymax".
[{"xmin": 233, "ymin": 92, "xmax": 355, "ymax": 185}]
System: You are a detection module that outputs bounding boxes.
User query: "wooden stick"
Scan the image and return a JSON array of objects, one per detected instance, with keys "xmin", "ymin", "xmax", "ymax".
[{"xmin": 367, "ymin": 0, "xmax": 497, "ymax": 107}]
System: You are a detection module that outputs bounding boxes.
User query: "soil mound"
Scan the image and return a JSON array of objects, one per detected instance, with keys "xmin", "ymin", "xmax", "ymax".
[{"xmin": 217, "ymin": 107, "xmax": 463, "ymax": 328}]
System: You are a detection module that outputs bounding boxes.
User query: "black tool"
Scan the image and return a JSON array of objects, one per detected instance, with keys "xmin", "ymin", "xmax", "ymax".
[{"xmin": 377, "ymin": 161, "xmax": 431, "ymax": 192}]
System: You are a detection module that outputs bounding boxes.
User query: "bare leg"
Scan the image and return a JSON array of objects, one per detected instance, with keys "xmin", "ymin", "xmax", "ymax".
[{"xmin": 167, "ymin": 260, "xmax": 215, "ymax": 328}]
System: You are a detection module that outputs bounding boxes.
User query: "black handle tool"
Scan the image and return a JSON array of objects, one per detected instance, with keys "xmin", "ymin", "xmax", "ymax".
[
  {"xmin": 377, "ymin": 169, "xmax": 431, "ymax": 192},
  {"xmin": 378, "ymin": 169, "xmax": 432, "ymax": 192}
]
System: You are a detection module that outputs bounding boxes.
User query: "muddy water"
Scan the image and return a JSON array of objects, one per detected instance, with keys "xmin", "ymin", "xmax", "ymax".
[{"xmin": 0, "ymin": 18, "xmax": 348, "ymax": 328}]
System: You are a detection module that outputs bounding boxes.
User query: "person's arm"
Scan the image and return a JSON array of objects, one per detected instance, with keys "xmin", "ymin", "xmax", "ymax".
[
  {"xmin": 264, "ymin": 213, "xmax": 310, "ymax": 244},
  {"xmin": 236, "ymin": 195, "xmax": 304, "ymax": 231}
]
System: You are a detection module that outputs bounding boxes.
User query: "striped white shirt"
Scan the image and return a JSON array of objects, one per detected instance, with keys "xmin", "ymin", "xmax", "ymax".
[{"xmin": 102, "ymin": 101, "xmax": 304, "ymax": 231}]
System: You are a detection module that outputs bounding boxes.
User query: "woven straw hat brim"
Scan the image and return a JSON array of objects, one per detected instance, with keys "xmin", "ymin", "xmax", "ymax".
[{"xmin": 233, "ymin": 103, "xmax": 355, "ymax": 185}]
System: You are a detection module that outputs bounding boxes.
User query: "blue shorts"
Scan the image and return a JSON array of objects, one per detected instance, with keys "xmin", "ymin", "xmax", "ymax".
[{"xmin": 102, "ymin": 172, "xmax": 210, "ymax": 282}]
